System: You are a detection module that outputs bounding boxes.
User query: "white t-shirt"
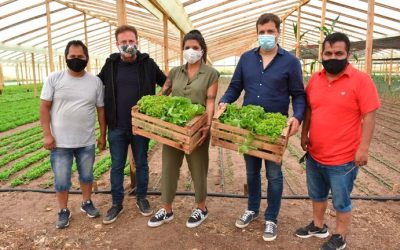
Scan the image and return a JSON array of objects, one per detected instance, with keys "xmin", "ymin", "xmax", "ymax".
[{"xmin": 40, "ymin": 70, "xmax": 104, "ymax": 148}]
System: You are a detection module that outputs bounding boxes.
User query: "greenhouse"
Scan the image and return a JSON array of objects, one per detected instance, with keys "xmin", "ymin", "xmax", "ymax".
[{"xmin": 0, "ymin": 0, "xmax": 399, "ymax": 249}]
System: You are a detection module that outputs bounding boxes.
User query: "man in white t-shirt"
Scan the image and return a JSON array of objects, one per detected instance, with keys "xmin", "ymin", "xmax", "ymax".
[{"xmin": 40, "ymin": 40, "xmax": 106, "ymax": 229}]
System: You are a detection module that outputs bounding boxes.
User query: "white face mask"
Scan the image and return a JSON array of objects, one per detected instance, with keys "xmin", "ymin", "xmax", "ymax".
[{"xmin": 183, "ymin": 48, "xmax": 203, "ymax": 64}]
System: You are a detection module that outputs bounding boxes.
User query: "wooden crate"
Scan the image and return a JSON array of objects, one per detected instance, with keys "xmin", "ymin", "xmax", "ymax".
[
  {"xmin": 210, "ymin": 108, "xmax": 290, "ymax": 164},
  {"xmin": 131, "ymin": 106, "xmax": 207, "ymax": 154}
]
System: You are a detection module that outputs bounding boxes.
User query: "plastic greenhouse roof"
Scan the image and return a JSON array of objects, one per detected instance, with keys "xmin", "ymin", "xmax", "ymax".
[{"xmin": 0, "ymin": 0, "xmax": 399, "ymax": 67}]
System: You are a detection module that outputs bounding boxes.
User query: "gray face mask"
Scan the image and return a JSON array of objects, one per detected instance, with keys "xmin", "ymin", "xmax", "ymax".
[{"xmin": 119, "ymin": 44, "xmax": 137, "ymax": 57}]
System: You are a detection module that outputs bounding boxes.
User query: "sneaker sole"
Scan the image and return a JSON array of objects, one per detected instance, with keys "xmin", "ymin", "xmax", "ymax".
[
  {"xmin": 147, "ymin": 214, "xmax": 174, "ymax": 228},
  {"xmin": 102, "ymin": 208, "xmax": 124, "ymax": 225},
  {"xmin": 80, "ymin": 207, "xmax": 100, "ymax": 218},
  {"xmin": 186, "ymin": 213, "xmax": 208, "ymax": 228},
  {"xmin": 136, "ymin": 203, "xmax": 153, "ymax": 217},
  {"xmin": 56, "ymin": 212, "xmax": 72, "ymax": 229},
  {"xmin": 319, "ymin": 243, "xmax": 346, "ymax": 250},
  {"xmin": 262, "ymin": 234, "xmax": 277, "ymax": 242},
  {"xmin": 235, "ymin": 215, "xmax": 258, "ymax": 229},
  {"xmin": 296, "ymin": 231, "xmax": 330, "ymax": 239}
]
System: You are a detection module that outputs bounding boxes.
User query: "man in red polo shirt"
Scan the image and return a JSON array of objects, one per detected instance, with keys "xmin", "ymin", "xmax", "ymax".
[{"xmin": 295, "ymin": 32, "xmax": 380, "ymax": 250}]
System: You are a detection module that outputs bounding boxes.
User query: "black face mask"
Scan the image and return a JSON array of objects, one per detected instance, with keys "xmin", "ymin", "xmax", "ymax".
[
  {"xmin": 322, "ymin": 58, "xmax": 348, "ymax": 75},
  {"xmin": 66, "ymin": 58, "xmax": 88, "ymax": 72}
]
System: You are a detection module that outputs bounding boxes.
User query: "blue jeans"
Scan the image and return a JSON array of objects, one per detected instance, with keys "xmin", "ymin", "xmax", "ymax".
[
  {"xmin": 108, "ymin": 128, "xmax": 149, "ymax": 206},
  {"xmin": 306, "ymin": 154, "xmax": 358, "ymax": 213},
  {"xmin": 50, "ymin": 145, "xmax": 95, "ymax": 192},
  {"xmin": 244, "ymin": 155, "xmax": 283, "ymax": 224}
]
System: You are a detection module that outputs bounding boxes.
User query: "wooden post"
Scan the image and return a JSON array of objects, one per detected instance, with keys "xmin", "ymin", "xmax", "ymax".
[
  {"xmin": 365, "ymin": 0, "xmax": 375, "ymax": 74},
  {"xmin": 59, "ymin": 55, "xmax": 63, "ymax": 71},
  {"xmin": 46, "ymin": 0, "xmax": 55, "ymax": 72},
  {"xmin": 31, "ymin": 53, "xmax": 38, "ymax": 97},
  {"xmin": 281, "ymin": 19, "xmax": 285, "ymax": 48},
  {"xmin": 45, "ymin": 55, "xmax": 49, "ymax": 77},
  {"xmin": 116, "ymin": 0, "xmax": 127, "ymax": 25},
  {"xmin": 180, "ymin": 31, "xmax": 184, "ymax": 65},
  {"xmin": 24, "ymin": 53, "xmax": 28, "ymax": 84},
  {"xmin": 296, "ymin": 3, "xmax": 301, "ymax": 59},
  {"xmin": 318, "ymin": 0, "xmax": 327, "ymax": 70},
  {"xmin": 109, "ymin": 24, "xmax": 113, "ymax": 54},
  {"xmin": 83, "ymin": 12, "xmax": 91, "ymax": 73},
  {"xmin": 163, "ymin": 14, "xmax": 169, "ymax": 74},
  {"xmin": 388, "ymin": 49, "xmax": 393, "ymax": 87},
  {"xmin": 16, "ymin": 64, "xmax": 20, "ymax": 85},
  {"xmin": 19, "ymin": 63, "xmax": 24, "ymax": 85},
  {"xmin": 0, "ymin": 64, "xmax": 4, "ymax": 95},
  {"xmin": 37, "ymin": 63, "xmax": 41, "ymax": 84}
]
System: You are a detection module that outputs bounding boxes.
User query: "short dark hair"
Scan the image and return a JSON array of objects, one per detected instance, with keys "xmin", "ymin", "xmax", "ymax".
[
  {"xmin": 65, "ymin": 40, "xmax": 89, "ymax": 59},
  {"xmin": 115, "ymin": 25, "xmax": 138, "ymax": 41},
  {"xmin": 182, "ymin": 30, "xmax": 207, "ymax": 63},
  {"xmin": 322, "ymin": 32, "xmax": 351, "ymax": 53},
  {"xmin": 256, "ymin": 13, "xmax": 281, "ymax": 32}
]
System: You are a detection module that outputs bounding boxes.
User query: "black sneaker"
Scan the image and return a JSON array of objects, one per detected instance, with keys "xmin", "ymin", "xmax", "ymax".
[
  {"xmin": 136, "ymin": 198, "xmax": 153, "ymax": 216},
  {"xmin": 296, "ymin": 221, "xmax": 330, "ymax": 239},
  {"xmin": 102, "ymin": 205, "xmax": 124, "ymax": 224},
  {"xmin": 320, "ymin": 234, "xmax": 347, "ymax": 250},
  {"xmin": 80, "ymin": 199, "xmax": 100, "ymax": 218},
  {"xmin": 56, "ymin": 208, "xmax": 71, "ymax": 229},
  {"xmin": 235, "ymin": 210, "xmax": 258, "ymax": 228},
  {"xmin": 186, "ymin": 208, "xmax": 208, "ymax": 228},
  {"xmin": 147, "ymin": 208, "xmax": 174, "ymax": 228},
  {"xmin": 263, "ymin": 220, "xmax": 278, "ymax": 241}
]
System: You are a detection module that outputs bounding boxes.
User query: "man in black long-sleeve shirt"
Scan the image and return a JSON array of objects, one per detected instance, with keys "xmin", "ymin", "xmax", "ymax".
[{"xmin": 98, "ymin": 25, "xmax": 166, "ymax": 224}]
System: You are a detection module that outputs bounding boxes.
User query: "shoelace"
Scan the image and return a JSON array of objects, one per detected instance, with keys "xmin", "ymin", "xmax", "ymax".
[
  {"xmin": 154, "ymin": 208, "xmax": 167, "ymax": 219},
  {"xmin": 191, "ymin": 209, "xmax": 203, "ymax": 220},
  {"xmin": 265, "ymin": 222, "xmax": 275, "ymax": 233},
  {"xmin": 240, "ymin": 210, "xmax": 254, "ymax": 221}
]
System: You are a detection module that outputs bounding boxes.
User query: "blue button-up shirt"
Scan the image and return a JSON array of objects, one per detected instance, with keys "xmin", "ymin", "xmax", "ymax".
[{"xmin": 220, "ymin": 46, "xmax": 306, "ymax": 122}]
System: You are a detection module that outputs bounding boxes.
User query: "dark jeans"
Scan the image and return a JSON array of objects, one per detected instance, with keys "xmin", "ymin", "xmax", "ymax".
[
  {"xmin": 108, "ymin": 128, "xmax": 149, "ymax": 206},
  {"xmin": 244, "ymin": 155, "xmax": 283, "ymax": 224}
]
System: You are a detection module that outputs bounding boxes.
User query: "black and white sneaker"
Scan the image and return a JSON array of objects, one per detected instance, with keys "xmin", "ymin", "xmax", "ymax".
[
  {"xmin": 56, "ymin": 208, "xmax": 71, "ymax": 229},
  {"xmin": 148, "ymin": 208, "xmax": 174, "ymax": 228},
  {"xmin": 80, "ymin": 199, "xmax": 100, "ymax": 218},
  {"xmin": 235, "ymin": 210, "xmax": 258, "ymax": 228},
  {"xmin": 320, "ymin": 234, "xmax": 347, "ymax": 250},
  {"xmin": 296, "ymin": 221, "xmax": 329, "ymax": 239},
  {"xmin": 186, "ymin": 208, "xmax": 208, "ymax": 228},
  {"xmin": 263, "ymin": 221, "xmax": 278, "ymax": 241}
]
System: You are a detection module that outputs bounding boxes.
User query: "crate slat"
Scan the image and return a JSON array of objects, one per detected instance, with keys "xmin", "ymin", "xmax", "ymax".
[{"xmin": 132, "ymin": 105, "xmax": 207, "ymax": 154}]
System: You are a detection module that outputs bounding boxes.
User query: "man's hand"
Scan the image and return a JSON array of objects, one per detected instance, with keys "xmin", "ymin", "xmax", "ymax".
[
  {"xmin": 287, "ymin": 117, "xmax": 300, "ymax": 137},
  {"xmin": 43, "ymin": 134, "xmax": 56, "ymax": 150},
  {"xmin": 97, "ymin": 134, "xmax": 106, "ymax": 151},
  {"xmin": 300, "ymin": 134, "xmax": 309, "ymax": 151},
  {"xmin": 218, "ymin": 102, "xmax": 228, "ymax": 110},
  {"xmin": 197, "ymin": 125, "xmax": 210, "ymax": 146},
  {"xmin": 355, "ymin": 148, "xmax": 368, "ymax": 167}
]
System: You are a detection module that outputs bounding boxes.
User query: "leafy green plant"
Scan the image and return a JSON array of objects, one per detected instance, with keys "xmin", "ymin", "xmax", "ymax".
[
  {"xmin": 138, "ymin": 95, "xmax": 205, "ymax": 126},
  {"xmin": 220, "ymin": 104, "xmax": 287, "ymax": 153}
]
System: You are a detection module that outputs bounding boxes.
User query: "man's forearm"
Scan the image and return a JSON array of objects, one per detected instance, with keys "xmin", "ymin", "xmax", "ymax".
[
  {"xmin": 97, "ymin": 107, "xmax": 106, "ymax": 137},
  {"xmin": 359, "ymin": 111, "xmax": 376, "ymax": 152},
  {"xmin": 40, "ymin": 102, "xmax": 52, "ymax": 136},
  {"xmin": 301, "ymin": 107, "xmax": 311, "ymax": 137}
]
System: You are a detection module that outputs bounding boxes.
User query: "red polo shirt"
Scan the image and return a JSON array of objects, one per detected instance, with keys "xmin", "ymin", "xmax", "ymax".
[{"xmin": 306, "ymin": 64, "xmax": 380, "ymax": 165}]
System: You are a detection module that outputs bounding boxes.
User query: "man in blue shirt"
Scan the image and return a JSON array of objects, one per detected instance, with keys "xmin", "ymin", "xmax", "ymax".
[{"xmin": 219, "ymin": 13, "xmax": 306, "ymax": 241}]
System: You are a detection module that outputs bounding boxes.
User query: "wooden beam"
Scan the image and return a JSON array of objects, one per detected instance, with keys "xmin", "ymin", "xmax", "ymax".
[
  {"xmin": 109, "ymin": 24, "xmax": 113, "ymax": 54},
  {"xmin": 365, "ymin": 0, "xmax": 375, "ymax": 74},
  {"xmin": 281, "ymin": 19, "xmax": 285, "ymax": 47},
  {"xmin": 318, "ymin": 0, "xmax": 327, "ymax": 70},
  {"xmin": 389, "ymin": 49, "xmax": 393, "ymax": 86},
  {"xmin": 16, "ymin": 64, "xmax": 20, "ymax": 85},
  {"xmin": 180, "ymin": 31, "xmax": 184, "ymax": 65},
  {"xmin": 46, "ymin": 0, "xmax": 55, "ymax": 72},
  {"xmin": 163, "ymin": 13, "xmax": 169, "ymax": 74},
  {"xmin": 296, "ymin": 2, "xmax": 301, "ymax": 58},
  {"xmin": 116, "ymin": 0, "xmax": 127, "ymax": 25},
  {"xmin": 24, "ymin": 53, "xmax": 28, "ymax": 84},
  {"xmin": 31, "ymin": 53, "xmax": 38, "ymax": 97},
  {"xmin": 281, "ymin": 0, "xmax": 310, "ymax": 20},
  {"xmin": 83, "ymin": 12, "xmax": 91, "ymax": 73}
]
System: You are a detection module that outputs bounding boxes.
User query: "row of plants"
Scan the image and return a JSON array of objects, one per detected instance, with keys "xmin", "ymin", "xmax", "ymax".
[
  {"xmin": 0, "ymin": 133, "xmax": 43, "ymax": 156},
  {"xmin": 0, "ymin": 126, "xmax": 42, "ymax": 147}
]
